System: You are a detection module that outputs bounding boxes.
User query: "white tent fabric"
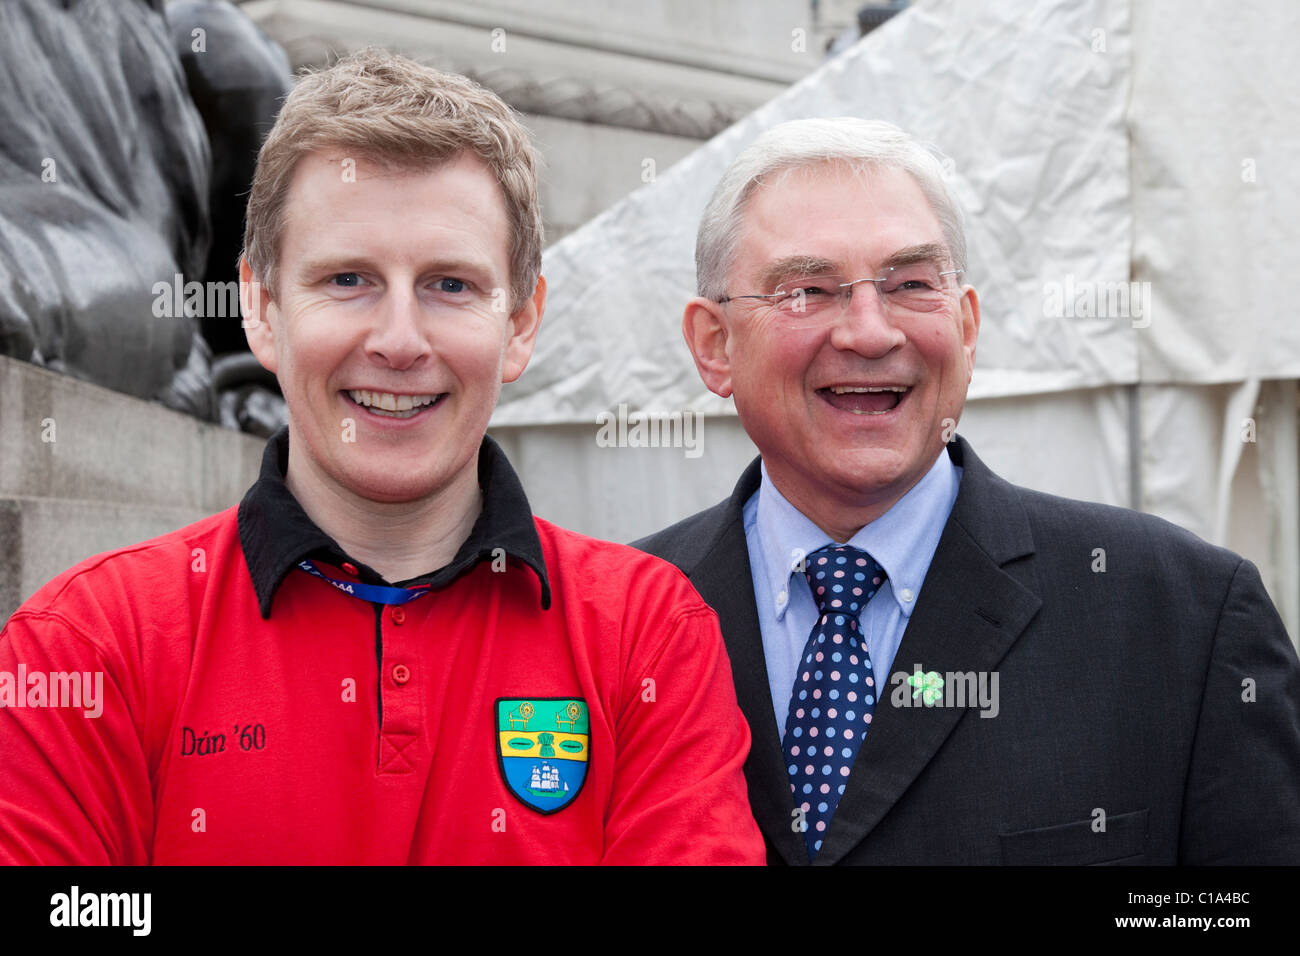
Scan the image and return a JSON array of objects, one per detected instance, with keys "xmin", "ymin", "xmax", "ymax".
[
  {"xmin": 489, "ymin": 0, "xmax": 1300, "ymax": 642},
  {"xmin": 1131, "ymin": 1, "xmax": 1300, "ymax": 384}
]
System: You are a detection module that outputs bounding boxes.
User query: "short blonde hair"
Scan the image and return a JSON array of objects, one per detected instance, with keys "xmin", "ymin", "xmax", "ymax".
[{"xmin": 243, "ymin": 48, "xmax": 543, "ymax": 311}]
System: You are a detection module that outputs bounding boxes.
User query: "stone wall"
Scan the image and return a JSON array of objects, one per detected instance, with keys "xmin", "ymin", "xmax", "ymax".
[{"xmin": 0, "ymin": 355, "xmax": 265, "ymax": 622}]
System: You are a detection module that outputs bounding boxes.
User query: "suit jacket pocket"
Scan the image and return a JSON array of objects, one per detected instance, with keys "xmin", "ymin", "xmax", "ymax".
[{"xmin": 999, "ymin": 808, "xmax": 1149, "ymax": 865}]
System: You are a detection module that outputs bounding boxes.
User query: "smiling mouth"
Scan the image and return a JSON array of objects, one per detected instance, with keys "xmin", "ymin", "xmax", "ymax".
[
  {"xmin": 344, "ymin": 388, "xmax": 445, "ymax": 420},
  {"xmin": 818, "ymin": 385, "xmax": 910, "ymax": 415}
]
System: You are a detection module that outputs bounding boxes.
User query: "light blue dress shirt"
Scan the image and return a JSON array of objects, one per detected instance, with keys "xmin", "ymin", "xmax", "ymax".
[{"xmin": 743, "ymin": 451, "xmax": 963, "ymax": 738}]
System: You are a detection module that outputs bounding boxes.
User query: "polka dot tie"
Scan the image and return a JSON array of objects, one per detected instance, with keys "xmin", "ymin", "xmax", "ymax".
[{"xmin": 782, "ymin": 544, "xmax": 886, "ymax": 860}]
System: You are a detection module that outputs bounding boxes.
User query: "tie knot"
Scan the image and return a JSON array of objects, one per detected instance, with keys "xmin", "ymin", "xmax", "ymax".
[{"xmin": 802, "ymin": 545, "xmax": 886, "ymax": 617}]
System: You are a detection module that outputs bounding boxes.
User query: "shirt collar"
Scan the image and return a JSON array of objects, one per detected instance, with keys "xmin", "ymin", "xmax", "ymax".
[
  {"xmin": 237, "ymin": 427, "xmax": 551, "ymax": 619},
  {"xmin": 753, "ymin": 450, "xmax": 962, "ymax": 620}
]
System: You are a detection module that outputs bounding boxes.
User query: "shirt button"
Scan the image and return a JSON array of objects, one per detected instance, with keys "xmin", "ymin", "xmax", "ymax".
[
  {"xmin": 341, "ymin": 562, "xmax": 358, "ymax": 576},
  {"xmin": 900, "ymin": 588, "xmax": 915, "ymax": 603},
  {"xmin": 391, "ymin": 606, "xmax": 406, "ymax": 624},
  {"xmin": 392, "ymin": 664, "xmax": 411, "ymax": 685},
  {"xmin": 777, "ymin": 589, "xmax": 787, "ymax": 604}
]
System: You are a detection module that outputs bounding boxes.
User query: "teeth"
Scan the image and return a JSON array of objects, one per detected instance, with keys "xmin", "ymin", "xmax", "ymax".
[
  {"xmin": 347, "ymin": 389, "xmax": 439, "ymax": 411},
  {"xmin": 369, "ymin": 406, "xmax": 421, "ymax": 419},
  {"xmin": 828, "ymin": 385, "xmax": 908, "ymax": 394}
]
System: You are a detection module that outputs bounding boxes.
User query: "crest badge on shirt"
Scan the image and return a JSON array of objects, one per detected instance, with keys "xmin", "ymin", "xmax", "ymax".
[{"xmin": 495, "ymin": 698, "xmax": 589, "ymax": 814}]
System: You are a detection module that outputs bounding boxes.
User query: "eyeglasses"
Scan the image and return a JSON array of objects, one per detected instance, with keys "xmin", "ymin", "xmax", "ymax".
[{"xmin": 718, "ymin": 262, "xmax": 963, "ymax": 330}]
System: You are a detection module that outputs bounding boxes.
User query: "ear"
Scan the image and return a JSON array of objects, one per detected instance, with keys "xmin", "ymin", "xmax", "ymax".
[
  {"xmin": 240, "ymin": 257, "xmax": 280, "ymax": 374},
  {"xmin": 958, "ymin": 284, "xmax": 980, "ymax": 381},
  {"xmin": 682, "ymin": 296, "xmax": 734, "ymax": 399},
  {"xmin": 502, "ymin": 274, "xmax": 545, "ymax": 384}
]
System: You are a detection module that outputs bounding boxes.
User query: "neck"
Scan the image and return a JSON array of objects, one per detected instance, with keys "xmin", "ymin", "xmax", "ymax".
[
  {"xmin": 766, "ymin": 468, "xmax": 904, "ymax": 545},
  {"xmin": 285, "ymin": 444, "xmax": 482, "ymax": 583}
]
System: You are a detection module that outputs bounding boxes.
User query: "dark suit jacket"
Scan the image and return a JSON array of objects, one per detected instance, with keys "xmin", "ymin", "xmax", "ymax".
[{"xmin": 634, "ymin": 437, "xmax": 1300, "ymax": 864}]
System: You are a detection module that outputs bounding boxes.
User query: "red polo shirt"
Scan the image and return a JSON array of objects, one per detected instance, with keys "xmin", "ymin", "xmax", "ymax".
[{"xmin": 0, "ymin": 430, "xmax": 764, "ymax": 864}]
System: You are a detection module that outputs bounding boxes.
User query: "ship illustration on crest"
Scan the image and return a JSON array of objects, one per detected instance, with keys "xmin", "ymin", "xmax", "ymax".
[{"xmin": 527, "ymin": 762, "xmax": 570, "ymax": 798}]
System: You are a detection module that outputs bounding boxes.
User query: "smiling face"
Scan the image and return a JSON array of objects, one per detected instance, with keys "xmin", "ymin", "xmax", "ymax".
[
  {"xmin": 684, "ymin": 161, "xmax": 979, "ymax": 539},
  {"xmin": 242, "ymin": 150, "xmax": 543, "ymax": 506}
]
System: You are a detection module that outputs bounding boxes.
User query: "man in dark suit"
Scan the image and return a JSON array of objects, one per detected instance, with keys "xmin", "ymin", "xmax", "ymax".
[{"xmin": 634, "ymin": 117, "xmax": 1300, "ymax": 865}]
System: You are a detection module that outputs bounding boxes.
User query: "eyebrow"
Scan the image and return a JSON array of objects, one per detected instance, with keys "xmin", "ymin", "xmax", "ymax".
[
  {"xmin": 878, "ymin": 242, "xmax": 951, "ymax": 269},
  {"xmin": 758, "ymin": 256, "xmax": 836, "ymax": 292},
  {"xmin": 756, "ymin": 243, "xmax": 951, "ymax": 291}
]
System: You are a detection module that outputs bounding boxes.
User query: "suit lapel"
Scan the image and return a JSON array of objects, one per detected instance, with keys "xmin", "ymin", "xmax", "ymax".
[
  {"xmin": 816, "ymin": 438, "xmax": 1043, "ymax": 864},
  {"xmin": 684, "ymin": 460, "xmax": 810, "ymax": 865}
]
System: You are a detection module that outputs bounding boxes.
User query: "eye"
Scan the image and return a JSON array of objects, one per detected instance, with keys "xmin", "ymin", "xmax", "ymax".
[
  {"xmin": 434, "ymin": 277, "xmax": 468, "ymax": 294},
  {"xmin": 777, "ymin": 278, "xmax": 838, "ymax": 298},
  {"xmin": 330, "ymin": 273, "xmax": 364, "ymax": 288},
  {"xmin": 880, "ymin": 264, "xmax": 944, "ymax": 294},
  {"xmin": 773, "ymin": 276, "xmax": 841, "ymax": 311}
]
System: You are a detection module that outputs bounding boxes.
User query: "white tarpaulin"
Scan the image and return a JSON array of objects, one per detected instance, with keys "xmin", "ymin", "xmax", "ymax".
[{"xmin": 489, "ymin": 0, "xmax": 1300, "ymax": 641}]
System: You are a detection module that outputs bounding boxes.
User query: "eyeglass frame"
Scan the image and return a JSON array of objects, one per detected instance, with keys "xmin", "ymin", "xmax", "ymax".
[{"xmin": 716, "ymin": 266, "xmax": 965, "ymax": 313}]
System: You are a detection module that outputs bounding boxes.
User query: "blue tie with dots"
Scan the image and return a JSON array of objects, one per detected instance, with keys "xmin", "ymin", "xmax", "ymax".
[{"xmin": 782, "ymin": 544, "xmax": 886, "ymax": 860}]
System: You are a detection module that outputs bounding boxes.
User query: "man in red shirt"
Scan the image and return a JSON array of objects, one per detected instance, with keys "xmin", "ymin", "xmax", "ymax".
[{"xmin": 0, "ymin": 49, "xmax": 764, "ymax": 865}]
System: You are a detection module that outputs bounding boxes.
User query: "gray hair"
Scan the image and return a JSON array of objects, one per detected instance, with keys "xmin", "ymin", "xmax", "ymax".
[{"xmin": 695, "ymin": 117, "xmax": 966, "ymax": 300}]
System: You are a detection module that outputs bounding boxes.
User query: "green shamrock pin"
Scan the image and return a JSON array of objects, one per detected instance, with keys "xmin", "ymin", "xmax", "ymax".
[{"xmin": 908, "ymin": 670, "xmax": 944, "ymax": 706}]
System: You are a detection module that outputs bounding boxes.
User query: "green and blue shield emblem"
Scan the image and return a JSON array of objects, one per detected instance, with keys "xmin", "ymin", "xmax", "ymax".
[{"xmin": 496, "ymin": 698, "xmax": 589, "ymax": 814}]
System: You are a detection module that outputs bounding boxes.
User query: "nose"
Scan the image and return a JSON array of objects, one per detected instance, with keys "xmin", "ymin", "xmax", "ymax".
[
  {"xmin": 365, "ymin": 285, "xmax": 433, "ymax": 370},
  {"xmin": 829, "ymin": 278, "xmax": 906, "ymax": 358}
]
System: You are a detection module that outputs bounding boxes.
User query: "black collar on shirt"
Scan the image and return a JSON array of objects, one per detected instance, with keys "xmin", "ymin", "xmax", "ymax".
[{"xmin": 237, "ymin": 426, "xmax": 552, "ymax": 619}]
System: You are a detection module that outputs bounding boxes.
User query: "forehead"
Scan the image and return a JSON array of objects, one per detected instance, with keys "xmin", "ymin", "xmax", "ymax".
[
  {"xmin": 732, "ymin": 162, "xmax": 945, "ymax": 280},
  {"xmin": 278, "ymin": 150, "xmax": 511, "ymax": 267}
]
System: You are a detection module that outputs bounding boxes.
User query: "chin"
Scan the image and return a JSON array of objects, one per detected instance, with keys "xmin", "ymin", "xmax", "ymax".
[
  {"xmin": 827, "ymin": 452, "xmax": 911, "ymax": 495},
  {"xmin": 341, "ymin": 468, "xmax": 443, "ymax": 504}
]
